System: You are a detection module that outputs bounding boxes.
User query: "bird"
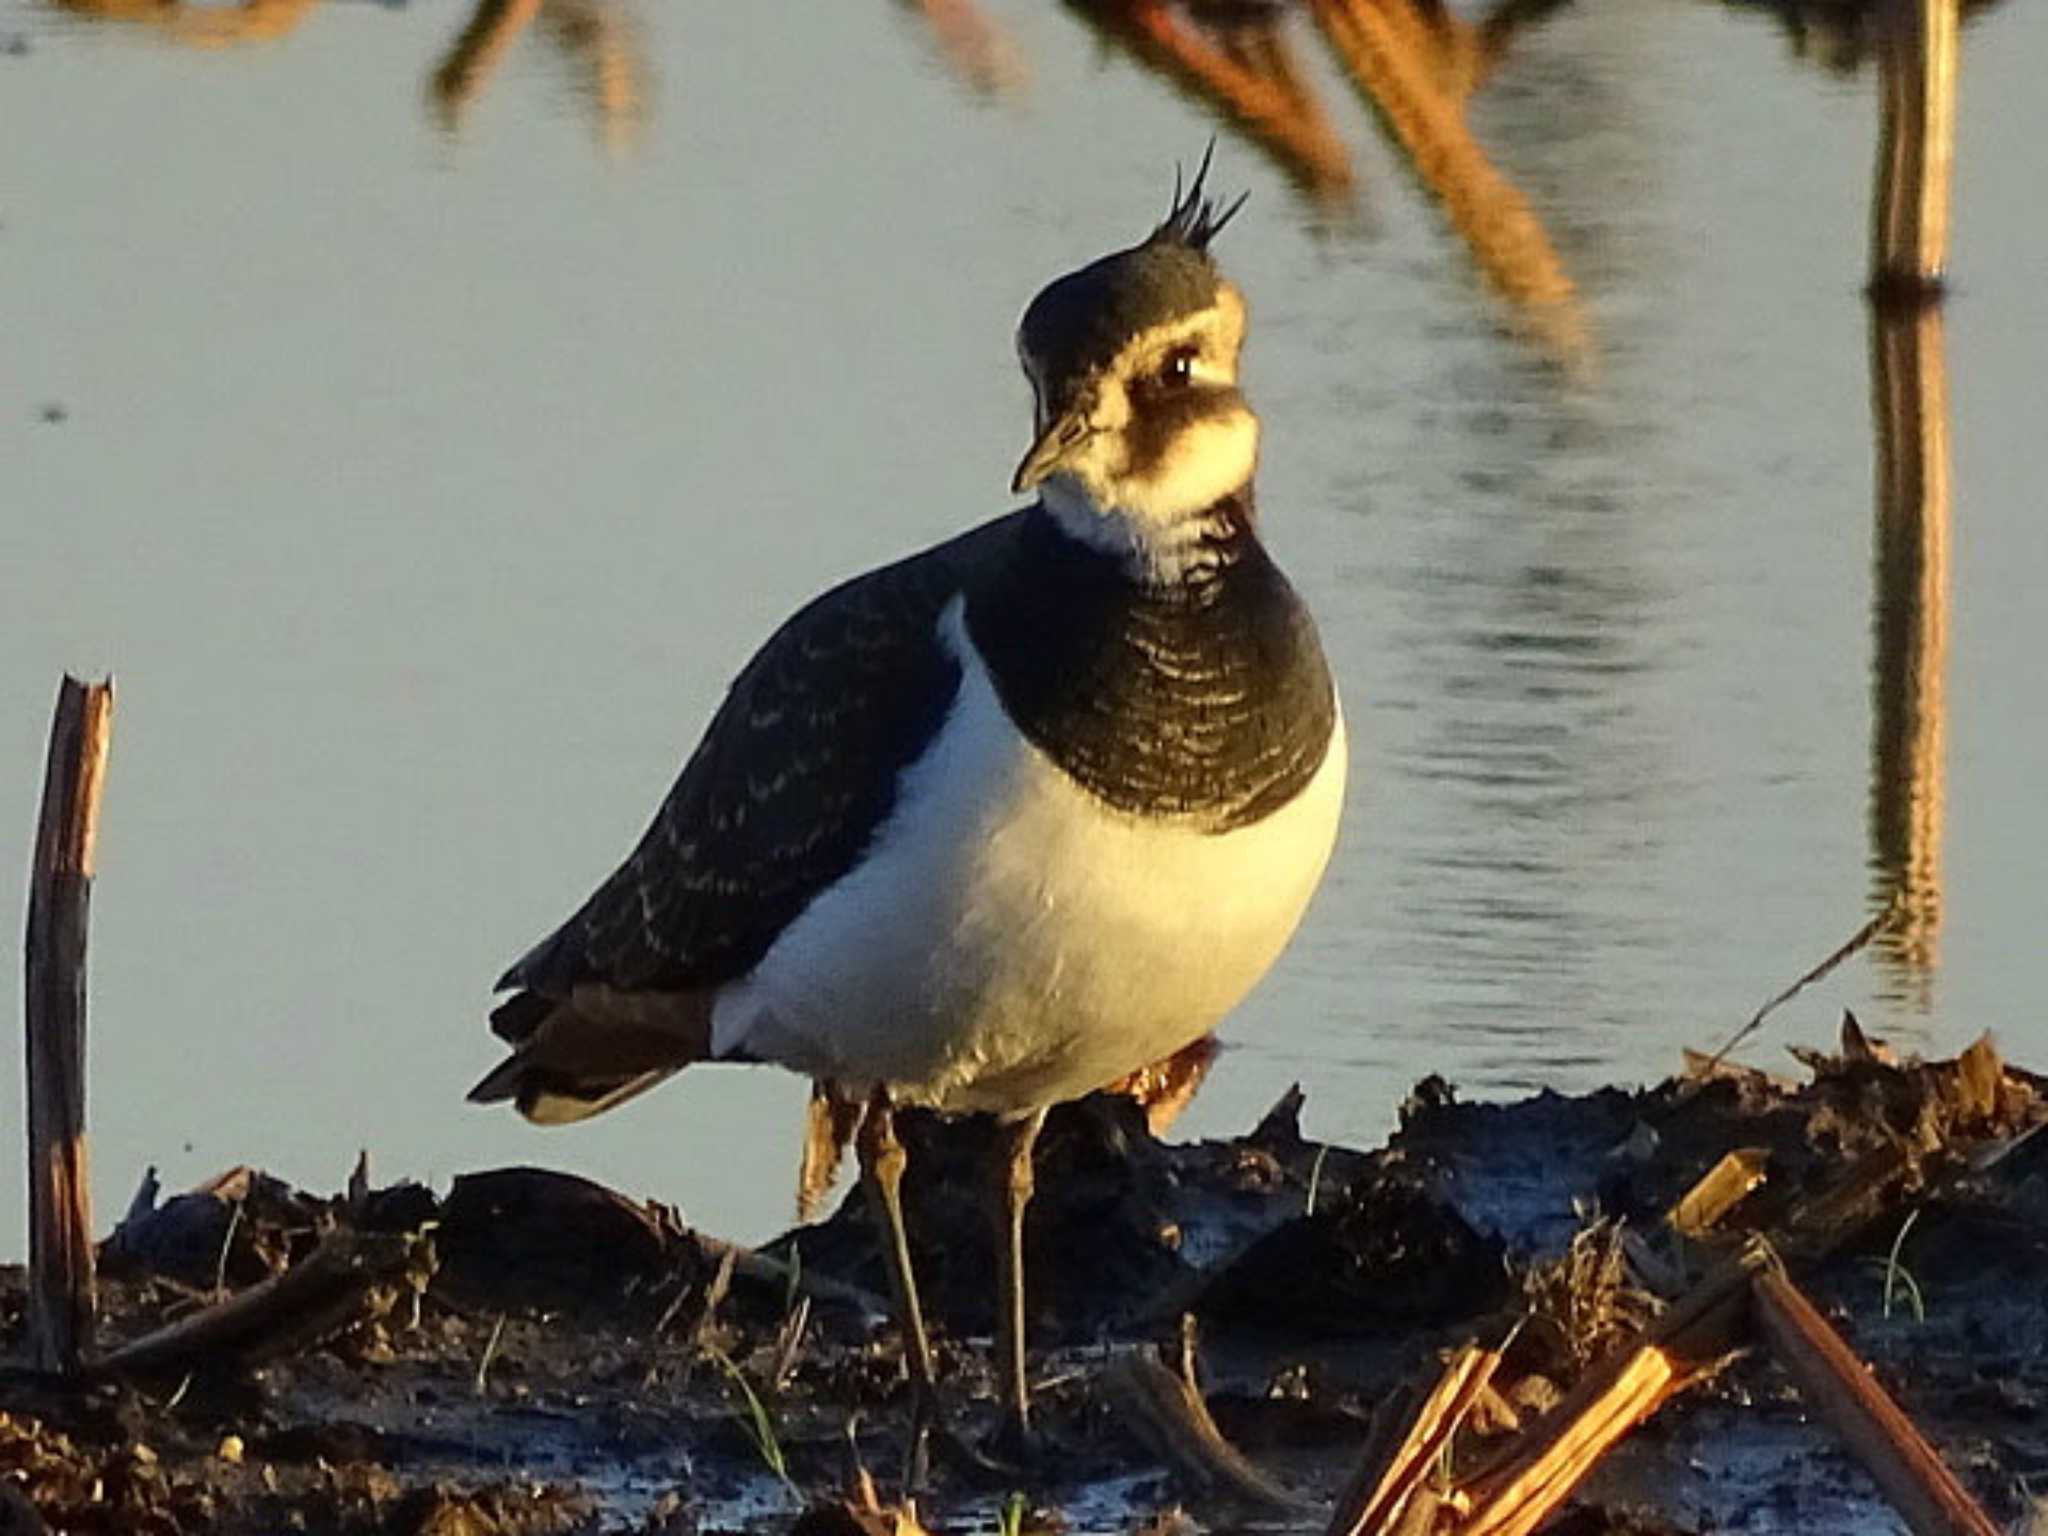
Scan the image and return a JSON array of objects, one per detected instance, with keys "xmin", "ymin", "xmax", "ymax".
[{"xmin": 468, "ymin": 150, "xmax": 1346, "ymax": 1462}]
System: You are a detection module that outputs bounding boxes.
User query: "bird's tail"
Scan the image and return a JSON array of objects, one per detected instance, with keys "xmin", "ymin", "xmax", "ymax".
[{"xmin": 467, "ymin": 984, "xmax": 714, "ymax": 1125}]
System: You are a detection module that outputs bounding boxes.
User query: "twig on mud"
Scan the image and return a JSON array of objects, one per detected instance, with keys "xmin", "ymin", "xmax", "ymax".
[
  {"xmin": 698, "ymin": 1235, "xmax": 893, "ymax": 1323},
  {"xmin": 1773, "ymin": 1140, "xmax": 1922, "ymax": 1262},
  {"xmin": 91, "ymin": 1229, "xmax": 426, "ymax": 1380},
  {"xmin": 1104, "ymin": 1343, "xmax": 1309, "ymax": 1511},
  {"xmin": 1752, "ymin": 1264, "xmax": 1999, "ymax": 1536},
  {"xmin": 1706, "ymin": 895, "xmax": 1904, "ymax": 1068}
]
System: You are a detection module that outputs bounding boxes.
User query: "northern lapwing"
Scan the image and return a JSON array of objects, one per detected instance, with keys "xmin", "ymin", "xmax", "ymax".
[{"xmin": 470, "ymin": 151, "xmax": 1346, "ymax": 1459}]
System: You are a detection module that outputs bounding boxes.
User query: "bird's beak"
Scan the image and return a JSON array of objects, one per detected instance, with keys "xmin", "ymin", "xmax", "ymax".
[{"xmin": 1011, "ymin": 406, "xmax": 1094, "ymax": 495}]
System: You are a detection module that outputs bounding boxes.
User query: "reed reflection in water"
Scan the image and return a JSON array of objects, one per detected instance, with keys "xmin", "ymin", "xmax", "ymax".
[
  {"xmin": 44, "ymin": 0, "xmax": 649, "ymax": 151},
  {"xmin": 430, "ymin": 0, "xmax": 648, "ymax": 155},
  {"xmin": 31, "ymin": 0, "xmax": 1599, "ymax": 365},
  {"xmin": 1860, "ymin": 0, "xmax": 1959, "ymax": 1000},
  {"xmin": 1867, "ymin": 302, "xmax": 1949, "ymax": 995},
  {"xmin": 47, "ymin": 0, "xmax": 317, "ymax": 48},
  {"xmin": 1058, "ymin": 0, "xmax": 1589, "ymax": 365}
]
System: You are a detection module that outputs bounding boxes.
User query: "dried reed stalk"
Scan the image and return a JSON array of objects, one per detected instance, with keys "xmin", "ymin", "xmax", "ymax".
[{"xmin": 24, "ymin": 676, "xmax": 113, "ymax": 1374}]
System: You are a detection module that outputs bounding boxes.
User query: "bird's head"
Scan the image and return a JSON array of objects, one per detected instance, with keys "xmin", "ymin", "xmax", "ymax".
[{"xmin": 1012, "ymin": 151, "xmax": 1256, "ymax": 581}]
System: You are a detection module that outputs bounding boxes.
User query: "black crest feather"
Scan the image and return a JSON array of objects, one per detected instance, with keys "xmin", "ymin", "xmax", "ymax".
[{"xmin": 1149, "ymin": 141, "xmax": 1247, "ymax": 253}]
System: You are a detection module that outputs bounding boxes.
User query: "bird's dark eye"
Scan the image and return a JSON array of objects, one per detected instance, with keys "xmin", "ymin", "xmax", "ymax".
[{"xmin": 1159, "ymin": 347, "xmax": 1198, "ymax": 387}]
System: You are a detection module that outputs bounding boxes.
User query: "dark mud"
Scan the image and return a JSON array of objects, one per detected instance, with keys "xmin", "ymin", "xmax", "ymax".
[{"xmin": 5, "ymin": 1028, "xmax": 2047, "ymax": 1534}]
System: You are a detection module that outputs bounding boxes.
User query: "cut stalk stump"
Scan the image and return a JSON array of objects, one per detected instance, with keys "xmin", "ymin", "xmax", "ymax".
[{"xmin": 22, "ymin": 674, "xmax": 113, "ymax": 1376}]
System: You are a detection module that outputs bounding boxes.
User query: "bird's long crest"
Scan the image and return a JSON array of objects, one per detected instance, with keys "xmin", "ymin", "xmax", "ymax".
[{"xmin": 1151, "ymin": 140, "xmax": 1248, "ymax": 253}]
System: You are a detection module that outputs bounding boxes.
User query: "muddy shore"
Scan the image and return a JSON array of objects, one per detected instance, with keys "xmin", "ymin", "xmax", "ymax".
[{"xmin": 5, "ymin": 1027, "xmax": 2046, "ymax": 1535}]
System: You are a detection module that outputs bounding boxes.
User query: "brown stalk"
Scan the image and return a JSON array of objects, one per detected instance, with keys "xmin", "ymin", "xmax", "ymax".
[
  {"xmin": 1104, "ymin": 1345, "xmax": 1309, "ymax": 1511},
  {"xmin": 1752, "ymin": 1267, "xmax": 1998, "ymax": 1536},
  {"xmin": 1328, "ymin": 1342, "xmax": 1504, "ymax": 1536},
  {"xmin": 90, "ymin": 1230, "xmax": 426, "ymax": 1380},
  {"xmin": 1446, "ymin": 1247, "xmax": 1758, "ymax": 1535},
  {"xmin": 24, "ymin": 675, "xmax": 113, "ymax": 1375},
  {"xmin": 1870, "ymin": 0, "xmax": 1959, "ymax": 298},
  {"xmin": 693, "ymin": 1234, "xmax": 894, "ymax": 1321},
  {"xmin": 1666, "ymin": 1148, "xmax": 1771, "ymax": 1240}
]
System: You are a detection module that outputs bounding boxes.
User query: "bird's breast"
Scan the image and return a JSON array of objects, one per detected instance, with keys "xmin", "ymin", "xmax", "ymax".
[
  {"xmin": 711, "ymin": 597, "xmax": 1346, "ymax": 1113},
  {"xmin": 964, "ymin": 504, "xmax": 1337, "ymax": 831}
]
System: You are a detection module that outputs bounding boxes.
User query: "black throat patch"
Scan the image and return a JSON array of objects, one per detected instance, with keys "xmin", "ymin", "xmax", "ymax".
[{"xmin": 964, "ymin": 500, "xmax": 1337, "ymax": 832}]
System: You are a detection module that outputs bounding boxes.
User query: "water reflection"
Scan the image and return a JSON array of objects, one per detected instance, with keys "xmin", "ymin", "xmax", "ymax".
[
  {"xmin": 1389, "ymin": 452, "xmax": 1669, "ymax": 1086},
  {"xmin": 906, "ymin": 0, "xmax": 1027, "ymax": 97},
  {"xmin": 1866, "ymin": 302, "xmax": 1949, "ymax": 995},
  {"xmin": 44, "ymin": 0, "xmax": 648, "ymax": 149},
  {"xmin": 1308, "ymin": 0, "xmax": 1585, "ymax": 360},
  {"xmin": 37, "ymin": 0, "xmax": 1592, "ymax": 360},
  {"xmin": 1045, "ymin": 0, "xmax": 1588, "ymax": 363},
  {"xmin": 430, "ymin": 0, "xmax": 647, "ymax": 154},
  {"xmin": 1732, "ymin": 0, "xmax": 1993, "ymax": 72},
  {"xmin": 1701, "ymin": 0, "xmax": 1966, "ymax": 1001},
  {"xmin": 13, "ymin": 0, "xmax": 2035, "ymax": 1231},
  {"xmin": 1859, "ymin": 0, "xmax": 1959, "ymax": 999},
  {"xmin": 48, "ymin": 0, "xmax": 318, "ymax": 48},
  {"xmin": 1059, "ymin": 1, "xmax": 1358, "ymax": 206}
]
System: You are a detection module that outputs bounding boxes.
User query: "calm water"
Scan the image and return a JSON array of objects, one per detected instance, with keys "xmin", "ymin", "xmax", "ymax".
[{"xmin": 4, "ymin": 0, "xmax": 2045, "ymax": 1253}]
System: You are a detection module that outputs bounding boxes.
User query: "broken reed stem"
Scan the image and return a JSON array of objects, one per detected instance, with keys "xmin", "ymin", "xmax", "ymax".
[
  {"xmin": 695, "ymin": 1233, "xmax": 893, "ymax": 1323},
  {"xmin": 1329, "ymin": 1342, "xmax": 1503, "ymax": 1536},
  {"xmin": 91, "ymin": 1230, "xmax": 424, "ymax": 1380},
  {"xmin": 1667, "ymin": 1147, "xmax": 1771, "ymax": 1240},
  {"xmin": 1327, "ymin": 1382, "xmax": 1420, "ymax": 1536},
  {"xmin": 1441, "ymin": 1247, "xmax": 1761, "ymax": 1536},
  {"xmin": 1104, "ymin": 1347, "xmax": 1309, "ymax": 1511},
  {"xmin": 1705, "ymin": 893, "xmax": 1902, "ymax": 1068},
  {"xmin": 1460, "ymin": 1349, "xmax": 1685, "ymax": 1536},
  {"xmin": 1752, "ymin": 1268, "xmax": 2000, "ymax": 1536},
  {"xmin": 1870, "ymin": 0, "xmax": 1959, "ymax": 300},
  {"xmin": 24, "ymin": 675, "xmax": 113, "ymax": 1375}
]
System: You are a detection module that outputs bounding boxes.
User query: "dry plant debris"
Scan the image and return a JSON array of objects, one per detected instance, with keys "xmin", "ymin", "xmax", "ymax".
[{"xmin": 2, "ymin": 1028, "xmax": 2044, "ymax": 1533}]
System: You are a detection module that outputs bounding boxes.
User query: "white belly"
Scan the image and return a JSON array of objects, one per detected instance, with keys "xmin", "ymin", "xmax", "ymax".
[{"xmin": 711, "ymin": 601, "xmax": 1347, "ymax": 1115}]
